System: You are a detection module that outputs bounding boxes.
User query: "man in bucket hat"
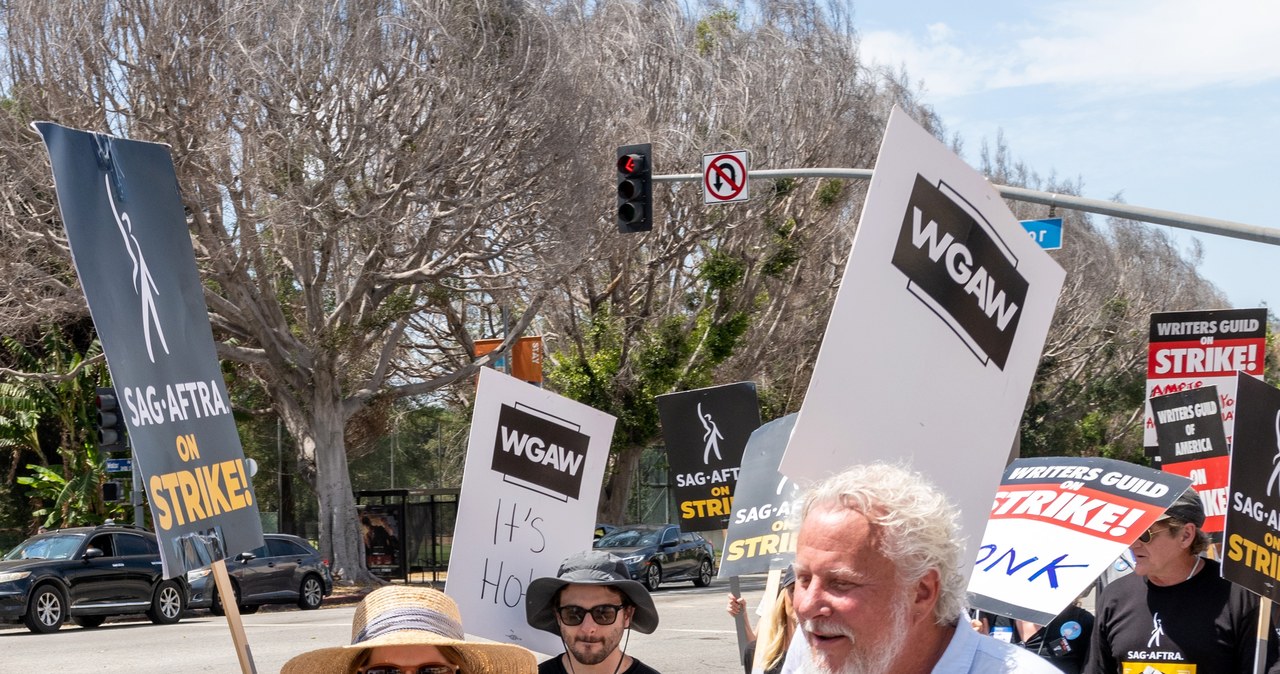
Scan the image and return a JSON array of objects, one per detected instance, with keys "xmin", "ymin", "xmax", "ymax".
[
  {"xmin": 282, "ymin": 585, "xmax": 536, "ymax": 673},
  {"xmin": 526, "ymin": 550, "xmax": 661, "ymax": 673}
]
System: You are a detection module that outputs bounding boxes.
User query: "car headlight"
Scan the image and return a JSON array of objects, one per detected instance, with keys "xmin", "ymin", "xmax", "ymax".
[
  {"xmin": 619, "ymin": 555, "xmax": 645, "ymax": 565},
  {"xmin": 0, "ymin": 571, "xmax": 31, "ymax": 583},
  {"xmin": 186, "ymin": 568, "xmax": 211, "ymax": 582}
]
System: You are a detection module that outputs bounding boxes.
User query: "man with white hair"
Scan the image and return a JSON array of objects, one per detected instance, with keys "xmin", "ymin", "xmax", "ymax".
[{"xmin": 780, "ymin": 462, "xmax": 1056, "ymax": 673}]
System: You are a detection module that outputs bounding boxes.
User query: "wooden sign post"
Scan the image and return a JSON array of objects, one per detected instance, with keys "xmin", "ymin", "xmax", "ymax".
[{"xmin": 211, "ymin": 558, "xmax": 258, "ymax": 674}]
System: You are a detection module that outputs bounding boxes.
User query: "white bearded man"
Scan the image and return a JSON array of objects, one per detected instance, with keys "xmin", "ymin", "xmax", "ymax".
[{"xmin": 779, "ymin": 463, "xmax": 1056, "ymax": 674}]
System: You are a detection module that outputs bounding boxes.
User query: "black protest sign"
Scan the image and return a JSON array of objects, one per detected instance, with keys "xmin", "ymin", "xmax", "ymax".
[
  {"xmin": 36, "ymin": 123, "xmax": 263, "ymax": 578},
  {"xmin": 1223, "ymin": 373, "xmax": 1280, "ymax": 599},
  {"xmin": 490, "ymin": 403, "xmax": 590, "ymax": 500},
  {"xmin": 657, "ymin": 382, "xmax": 761, "ymax": 531},
  {"xmin": 1150, "ymin": 387, "xmax": 1228, "ymax": 465},
  {"xmin": 890, "ymin": 174, "xmax": 1029, "ymax": 370},
  {"xmin": 717, "ymin": 414, "xmax": 803, "ymax": 579}
]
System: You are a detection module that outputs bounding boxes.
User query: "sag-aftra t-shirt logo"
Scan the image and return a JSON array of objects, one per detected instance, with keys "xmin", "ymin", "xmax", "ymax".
[{"xmin": 890, "ymin": 174, "xmax": 1029, "ymax": 370}]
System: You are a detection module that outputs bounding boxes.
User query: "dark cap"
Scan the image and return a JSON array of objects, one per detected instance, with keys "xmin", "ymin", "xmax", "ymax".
[{"xmin": 1159, "ymin": 487, "xmax": 1205, "ymax": 527}]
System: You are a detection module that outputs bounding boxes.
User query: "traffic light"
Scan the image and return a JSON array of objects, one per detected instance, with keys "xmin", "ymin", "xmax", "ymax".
[
  {"xmin": 616, "ymin": 143, "xmax": 652, "ymax": 233},
  {"xmin": 95, "ymin": 387, "xmax": 128, "ymax": 454}
]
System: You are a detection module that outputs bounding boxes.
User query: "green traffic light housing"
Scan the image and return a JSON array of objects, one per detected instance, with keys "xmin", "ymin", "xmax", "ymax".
[{"xmin": 616, "ymin": 143, "xmax": 652, "ymax": 233}]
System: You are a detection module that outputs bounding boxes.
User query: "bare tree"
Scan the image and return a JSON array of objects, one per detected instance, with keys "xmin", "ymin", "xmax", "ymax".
[
  {"xmin": 0, "ymin": 0, "xmax": 596, "ymax": 581},
  {"xmin": 538, "ymin": 0, "xmax": 944, "ymax": 521}
]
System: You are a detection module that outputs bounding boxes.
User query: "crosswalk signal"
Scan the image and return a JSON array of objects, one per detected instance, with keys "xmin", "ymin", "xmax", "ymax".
[
  {"xmin": 102, "ymin": 480, "xmax": 124, "ymax": 503},
  {"xmin": 95, "ymin": 387, "xmax": 128, "ymax": 454},
  {"xmin": 616, "ymin": 143, "xmax": 652, "ymax": 233}
]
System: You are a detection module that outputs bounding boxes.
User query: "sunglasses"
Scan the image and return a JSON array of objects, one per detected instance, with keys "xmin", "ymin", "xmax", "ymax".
[
  {"xmin": 1137, "ymin": 522, "xmax": 1177, "ymax": 544},
  {"xmin": 360, "ymin": 666, "xmax": 458, "ymax": 674},
  {"xmin": 555, "ymin": 603, "xmax": 627, "ymax": 626}
]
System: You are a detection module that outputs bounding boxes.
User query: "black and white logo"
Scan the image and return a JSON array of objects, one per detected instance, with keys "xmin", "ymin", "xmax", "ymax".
[
  {"xmin": 891, "ymin": 174, "xmax": 1029, "ymax": 369},
  {"xmin": 491, "ymin": 403, "xmax": 589, "ymax": 501},
  {"xmin": 106, "ymin": 172, "xmax": 170, "ymax": 364}
]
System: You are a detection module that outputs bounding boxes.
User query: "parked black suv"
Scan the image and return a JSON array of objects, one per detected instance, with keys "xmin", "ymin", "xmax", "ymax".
[{"xmin": 0, "ymin": 523, "xmax": 186, "ymax": 633}]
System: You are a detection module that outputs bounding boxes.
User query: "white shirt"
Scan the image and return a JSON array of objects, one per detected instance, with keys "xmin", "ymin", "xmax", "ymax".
[{"xmin": 777, "ymin": 618, "xmax": 1060, "ymax": 673}]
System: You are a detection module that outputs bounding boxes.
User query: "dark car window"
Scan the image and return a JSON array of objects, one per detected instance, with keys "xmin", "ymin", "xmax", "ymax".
[
  {"xmin": 661, "ymin": 528, "xmax": 678, "ymax": 545},
  {"xmin": 88, "ymin": 533, "xmax": 116, "ymax": 557},
  {"xmin": 597, "ymin": 528, "xmax": 660, "ymax": 548},
  {"xmin": 115, "ymin": 533, "xmax": 152, "ymax": 556},
  {"xmin": 267, "ymin": 538, "xmax": 308, "ymax": 557},
  {"xmin": 679, "ymin": 532, "xmax": 695, "ymax": 544},
  {"xmin": 3, "ymin": 533, "xmax": 85, "ymax": 561},
  {"xmin": 246, "ymin": 545, "xmax": 269, "ymax": 559}
]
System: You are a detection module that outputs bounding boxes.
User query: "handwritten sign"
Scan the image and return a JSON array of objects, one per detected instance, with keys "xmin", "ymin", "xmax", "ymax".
[
  {"xmin": 967, "ymin": 457, "xmax": 1190, "ymax": 624},
  {"xmin": 446, "ymin": 369, "xmax": 615, "ymax": 652},
  {"xmin": 1143, "ymin": 308, "xmax": 1267, "ymax": 453}
]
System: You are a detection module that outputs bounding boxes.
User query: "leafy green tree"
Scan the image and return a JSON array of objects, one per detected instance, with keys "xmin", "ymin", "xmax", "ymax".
[{"xmin": 0, "ymin": 331, "xmax": 115, "ymax": 529}]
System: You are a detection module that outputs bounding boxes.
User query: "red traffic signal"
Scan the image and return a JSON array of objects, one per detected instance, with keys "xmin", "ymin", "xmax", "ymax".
[{"xmin": 616, "ymin": 144, "xmax": 652, "ymax": 233}]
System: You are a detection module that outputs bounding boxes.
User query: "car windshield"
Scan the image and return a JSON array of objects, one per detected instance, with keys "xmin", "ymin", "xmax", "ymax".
[
  {"xmin": 596, "ymin": 528, "xmax": 660, "ymax": 548},
  {"xmin": 4, "ymin": 533, "xmax": 85, "ymax": 561}
]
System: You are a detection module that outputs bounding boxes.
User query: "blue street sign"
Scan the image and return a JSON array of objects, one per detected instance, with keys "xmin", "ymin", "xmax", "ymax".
[
  {"xmin": 1021, "ymin": 218, "xmax": 1063, "ymax": 250},
  {"xmin": 105, "ymin": 457, "xmax": 132, "ymax": 473}
]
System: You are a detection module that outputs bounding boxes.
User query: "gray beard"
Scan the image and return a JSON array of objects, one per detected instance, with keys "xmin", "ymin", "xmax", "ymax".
[{"xmin": 805, "ymin": 598, "xmax": 912, "ymax": 674}]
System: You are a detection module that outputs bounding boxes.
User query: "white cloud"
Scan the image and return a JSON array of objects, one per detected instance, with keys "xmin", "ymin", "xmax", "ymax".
[{"xmin": 858, "ymin": 0, "xmax": 1280, "ymax": 99}]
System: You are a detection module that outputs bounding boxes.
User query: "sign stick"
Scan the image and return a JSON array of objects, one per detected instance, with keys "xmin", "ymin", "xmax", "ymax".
[
  {"xmin": 729, "ymin": 576, "xmax": 749, "ymax": 664},
  {"xmin": 1255, "ymin": 597, "xmax": 1272, "ymax": 674},
  {"xmin": 211, "ymin": 559, "xmax": 258, "ymax": 674}
]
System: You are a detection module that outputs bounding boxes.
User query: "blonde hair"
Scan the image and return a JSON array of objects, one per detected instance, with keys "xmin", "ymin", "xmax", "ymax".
[{"xmin": 759, "ymin": 588, "xmax": 795, "ymax": 670}]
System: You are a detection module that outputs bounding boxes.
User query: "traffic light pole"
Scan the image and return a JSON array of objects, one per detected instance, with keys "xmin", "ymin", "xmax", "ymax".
[
  {"xmin": 653, "ymin": 167, "xmax": 1280, "ymax": 246},
  {"xmin": 132, "ymin": 456, "xmax": 144, "ymax": 527}
]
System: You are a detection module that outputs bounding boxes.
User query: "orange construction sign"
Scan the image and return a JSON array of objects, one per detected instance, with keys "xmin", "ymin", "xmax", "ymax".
[{"xmin": 474, "ymin": 336, "xmax": 544, "ymax": 385}]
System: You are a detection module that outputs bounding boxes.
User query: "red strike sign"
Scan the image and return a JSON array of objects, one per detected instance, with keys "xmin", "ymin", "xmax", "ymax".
[{"xmin": 1148, "ymin": 338, "xmax": 1264, "ymax": 378}]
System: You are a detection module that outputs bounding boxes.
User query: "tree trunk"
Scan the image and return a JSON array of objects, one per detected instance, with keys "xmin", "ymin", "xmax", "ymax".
[
  {"xmin": 304, "ymin": 381, "xmax": 380, "ymax": 585},
  {"xmin": 598, "ymin": 444, "xmax": 646, "ymax": 524}
]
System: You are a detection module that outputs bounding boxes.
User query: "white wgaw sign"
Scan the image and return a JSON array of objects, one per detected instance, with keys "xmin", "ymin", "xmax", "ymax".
[
  {"xmin": 447, "ymin": 369, "xmax": 616, "ymax": 654},
  {"xmin": 780, "ymin": 107, "xmax": 1066, "ymax": 583}
]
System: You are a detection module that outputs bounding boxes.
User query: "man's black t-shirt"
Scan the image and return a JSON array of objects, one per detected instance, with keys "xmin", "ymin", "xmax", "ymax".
[
  {"xmin": 538, "ymin": 654, "xmax": 660, "ymax": 674},
  {"xmin": 1085, "ymin": 558, "xmax": 1266, "ymax": 674}
]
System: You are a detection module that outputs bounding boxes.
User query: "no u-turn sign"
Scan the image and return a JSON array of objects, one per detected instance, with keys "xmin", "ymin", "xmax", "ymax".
[{"xmin": 703, "ymin": 151, "xmax": 749, "ymax": 205}]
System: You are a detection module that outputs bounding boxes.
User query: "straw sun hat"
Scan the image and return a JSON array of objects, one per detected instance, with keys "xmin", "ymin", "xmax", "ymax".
[{"xmin": 282, "ymin": 586, "xmax": 536, "ymax": 674}]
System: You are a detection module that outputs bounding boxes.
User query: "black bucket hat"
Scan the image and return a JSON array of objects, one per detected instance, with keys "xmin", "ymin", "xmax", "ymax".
[{"xmin": 525, "ymin": 551, "xmax": 659, "ymax": 636}]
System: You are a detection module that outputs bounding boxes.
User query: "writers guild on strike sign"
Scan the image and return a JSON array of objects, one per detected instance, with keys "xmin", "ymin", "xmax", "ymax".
[{"xmin": 891, "ymin": 174, "xmax": 1029, "ymax": 370}]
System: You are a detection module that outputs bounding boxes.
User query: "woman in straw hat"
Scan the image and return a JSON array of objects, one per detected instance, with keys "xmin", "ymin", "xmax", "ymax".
[{"xmin": 282, "ymin": 585, "xmax": 536, "ymax": 674}]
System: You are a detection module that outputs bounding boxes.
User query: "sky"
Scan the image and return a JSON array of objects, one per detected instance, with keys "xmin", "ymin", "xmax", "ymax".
[{"xmin": 851, "ymin": 0, "xmax": 1280, "ymax": 311}]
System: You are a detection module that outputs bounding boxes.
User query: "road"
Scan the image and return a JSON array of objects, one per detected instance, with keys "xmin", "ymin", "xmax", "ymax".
[{"xmin": 0, "ymin": 575, "xmax": 767, "ymax": 672}]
